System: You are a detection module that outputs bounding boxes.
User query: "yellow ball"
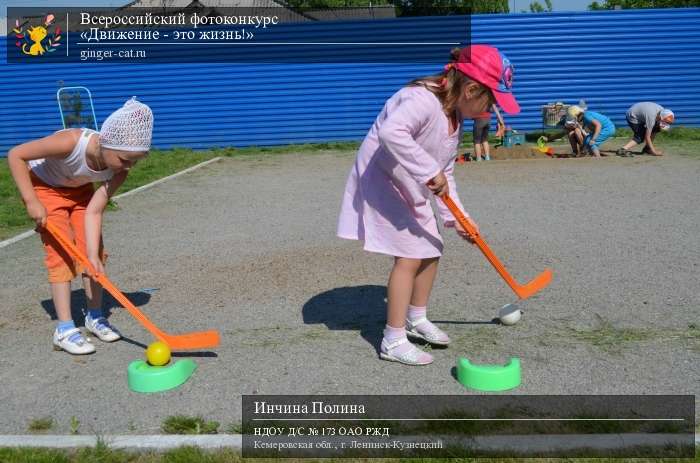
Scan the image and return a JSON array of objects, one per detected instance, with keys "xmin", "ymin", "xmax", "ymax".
[{"xmin": 146, "ymin": 341, "xmax": 171, "ymax": 366}]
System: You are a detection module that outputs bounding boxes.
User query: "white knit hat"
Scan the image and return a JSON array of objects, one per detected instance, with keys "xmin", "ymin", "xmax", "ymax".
[{"xmin": 99, "ymin": 97, "xmax": 153, "ymax": 152}]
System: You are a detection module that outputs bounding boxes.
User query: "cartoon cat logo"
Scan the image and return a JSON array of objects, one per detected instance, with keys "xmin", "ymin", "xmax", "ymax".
[
  {"xmin": 24, "ymin": 26, "xmax": 48, "ymax": 55},
  {"xmin": 14, "ymin": 14, "xmax": 62, "ymax": 57}
]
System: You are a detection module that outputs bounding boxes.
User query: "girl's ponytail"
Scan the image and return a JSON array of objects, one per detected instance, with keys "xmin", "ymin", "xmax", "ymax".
[{"xmin": 408, "ymin": 47, "xmax": 474, "ymax": 115}]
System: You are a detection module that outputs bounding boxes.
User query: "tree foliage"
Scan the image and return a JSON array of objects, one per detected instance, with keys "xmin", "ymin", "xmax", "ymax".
[
  {"xmin": 393, "ymin": 0, "xmax": 509, "ymax": 15},
  {"xmin": 286, "ymin": 0, "xmax": 387, "ymax": 7},
  {"xmin": 588, "ymin": 0, "xmax": 700, "ymax": 9},
  {"xmin": 529, "ymin": 0, "xmax": 553, "ymax": 12}
]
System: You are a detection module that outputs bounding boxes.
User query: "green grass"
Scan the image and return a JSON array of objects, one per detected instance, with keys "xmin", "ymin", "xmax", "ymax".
[
  {"xmin": 669, "ymin": 323, "xmax": 700, "ymax": 352},
  {"xmin": 0, "ymin": 445, "xmax": 696, "ymax": 463},
  {"xmin": 518, "ymin": 321, "xmax": 700, "ymax": 356},
  {"xmin": 208, "ymin": 141, "xmax": 360, "ymax": 157},
  {"xmin": 27, "ymin": 417, "xmax": 54, "ymax": 433},
  {"xmin": 161, "ymin": 415, "xmax": 219, "ymax": 435},
  {"xmin": 517, "ymin": 125, "xmax": 700, "ymax": 142},
  {"xmin": 449, "ymin": 326, "xmax": 501, "ymax": 352},
  {"xmin": 632, "ymin": 125, "xmax": 700, "ymax": 141},
  {"xmin": 69, "ymin": 416, "xmax": 80, "ymax": 435},
  {"xmin": 225, "ymin": 423, "xmax": 243, "ymax": 434},
  {"xmin": 567, "ymin": 321, "xmax": 654, "ymax": 353},
  {"xmin": 116, "ymin": 147, "xmax": 217, "ymax": 194},
  {"xmin": 560, "ymin": 313, "xmax": 653, "ymax": 353},
  {"xmin": 0, "ymin": 148, "xmax": 210, "ymax": 241},
  {"xmin": 0, "ymin": 161, "xmax": 37, "ymax": 240},
  {"xmin": 563, "ymin": 316, "xmax": 700, "ymax": 353},
  {"xmin": 610, "ymin": 126, "xmax": 700, "ymax": 157},
  {"xmin": 509, "ymin": 126, "xmax": 700, "ymax": 159},
  {"xmin": 0, "ymin": 142, "xmax": 362, "ymax": 241},
  {"xmin": 2, "ymin": 130, "xmax": 700, "ymax": 240},
  {"xmin": 0, "ymin": 444, "xmax": 241, "ymax": 463},
  {"xmin": 463, "ymin": 126, "xmax": 700, "ymax": 156}
]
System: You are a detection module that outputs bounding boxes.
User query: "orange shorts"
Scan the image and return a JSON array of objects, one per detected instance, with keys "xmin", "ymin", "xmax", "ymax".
[{"xmin": 31, "ymin": 173, "xmax": 107, "ymax": 283}]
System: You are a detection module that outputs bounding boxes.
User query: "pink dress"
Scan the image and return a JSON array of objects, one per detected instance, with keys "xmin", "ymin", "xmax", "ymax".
[{"xmin": 337, "ymin": 85, "xmax": 468, "ymax": 259}]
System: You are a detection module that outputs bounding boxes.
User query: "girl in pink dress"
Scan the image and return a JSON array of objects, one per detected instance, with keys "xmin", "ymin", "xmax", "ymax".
[{"xmin": 337, "ymin": 45, "xmax": 520, "ymax": 365}]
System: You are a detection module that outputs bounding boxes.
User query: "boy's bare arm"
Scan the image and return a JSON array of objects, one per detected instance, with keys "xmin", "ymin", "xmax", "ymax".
[{"xmin": 84, "ymin": 171, "xmax": 129, "ymax": 263}]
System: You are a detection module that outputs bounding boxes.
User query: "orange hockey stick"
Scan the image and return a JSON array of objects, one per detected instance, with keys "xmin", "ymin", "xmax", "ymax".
[
  {"xmin": 441, "ymin": 195, "xmax": 552, "ymax": 300},
  {"xmin": 45, "ymin": 222, "xmax": 220, "ymax": 350}
]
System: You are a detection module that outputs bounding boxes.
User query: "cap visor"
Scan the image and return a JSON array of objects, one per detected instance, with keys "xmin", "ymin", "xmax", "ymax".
[{"xmin": 493, "ymin": 90, "xmax": 520, "ymax": 114}]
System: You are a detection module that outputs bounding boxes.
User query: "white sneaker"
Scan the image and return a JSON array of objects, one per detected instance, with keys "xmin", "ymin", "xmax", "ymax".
[
  {"xmin": 379, "ymin": 337, "xmax": 433, "ymax": 366},
  {"xmin": 85, "ymin": 314, "xmax": 122, "ymax": 342},
  {"xmin": 53, "ymin": 328, "xmax": 96, "ymax": 355},
  {"xmin": 406, "ymin": 317, "xmax": 450, "ymax": 346}
]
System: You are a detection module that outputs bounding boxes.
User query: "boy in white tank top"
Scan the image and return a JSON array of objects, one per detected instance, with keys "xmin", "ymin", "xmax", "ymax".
[{"xmin": 7, "ymin": 97, "xmax": 153, "ymax": 355}]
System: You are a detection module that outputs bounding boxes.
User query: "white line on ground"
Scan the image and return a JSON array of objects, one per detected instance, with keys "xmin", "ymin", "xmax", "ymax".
[
  {"xmin": 111, "ymin": 157, "xmax": 222, "ymax": 200},
  {"xmin": 0, "ymin": 157, "xmax": 223, "ymax": 249},
  {"xmin": 0, "ymin": 229, "xmax": 36, "ymax": 249}
]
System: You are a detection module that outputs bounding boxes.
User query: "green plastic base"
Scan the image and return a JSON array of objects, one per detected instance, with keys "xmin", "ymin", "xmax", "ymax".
[
  {"xmin": 127, "ymin": 359, "xmax": 197, "ymax": 393},
  {"xmin": 456, "ymin": 357, "xmax": 521, "ymax": 392}
]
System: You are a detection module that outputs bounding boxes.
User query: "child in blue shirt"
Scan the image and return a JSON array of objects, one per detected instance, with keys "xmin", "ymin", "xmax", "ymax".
[{"xmin": 568, "ymin": 105, "xmax": 615, "ymax": 157}]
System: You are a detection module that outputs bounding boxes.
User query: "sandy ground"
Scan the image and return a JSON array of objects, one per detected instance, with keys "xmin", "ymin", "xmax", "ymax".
[{"xmin": 1, "ymin": 149, "xmax": 698, "ymax": 434}]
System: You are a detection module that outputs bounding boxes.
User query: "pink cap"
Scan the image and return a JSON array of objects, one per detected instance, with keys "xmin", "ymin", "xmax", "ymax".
[{"xmin": 452, "ymin": 44, "xmax": 520, "ymax": 114}]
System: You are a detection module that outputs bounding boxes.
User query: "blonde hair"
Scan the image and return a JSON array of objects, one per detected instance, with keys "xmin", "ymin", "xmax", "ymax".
[
  {"xmin": 408, "ymin": 47, "xmax": 490, "ymax": 116},
  {"xmin": 567, "ymin": 105, "xmax": 585, "ymax": 119}
]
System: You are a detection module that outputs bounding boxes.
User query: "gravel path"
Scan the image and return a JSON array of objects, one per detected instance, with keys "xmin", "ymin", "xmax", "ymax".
[{"xmin": 1, "ymin": 150, "xmax": 698, "ymax": 434}]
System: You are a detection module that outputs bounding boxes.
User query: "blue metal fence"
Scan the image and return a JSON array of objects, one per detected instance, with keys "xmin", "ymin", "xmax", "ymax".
[{"xmin": 1, "ymin": 8, "xmax": 699, "ymax": 153}]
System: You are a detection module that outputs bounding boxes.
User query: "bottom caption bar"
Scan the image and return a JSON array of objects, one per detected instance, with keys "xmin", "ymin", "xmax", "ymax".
[{"xmin": 241, "ymin": 395, "xmax": 695, "ymax": 458}]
